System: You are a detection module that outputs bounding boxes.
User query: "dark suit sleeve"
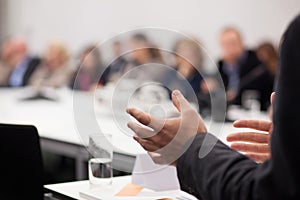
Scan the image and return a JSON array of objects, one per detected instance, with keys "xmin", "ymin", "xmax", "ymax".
[
  {"xmin": 177, "ymin": 15, "xmax": 300, "ymax": 200},
  {"xmin": 177, "ymin": 133, "xmax": 258, "ymax": 200}
]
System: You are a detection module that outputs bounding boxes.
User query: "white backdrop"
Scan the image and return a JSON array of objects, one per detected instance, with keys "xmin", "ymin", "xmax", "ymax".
[{"xmin": 3, "ymin": 0, "xmax": 300, "ymax": 63}]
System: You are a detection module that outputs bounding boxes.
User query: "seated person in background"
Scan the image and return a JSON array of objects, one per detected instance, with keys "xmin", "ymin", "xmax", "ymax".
[
  {"xmin": 0, "ymin": 40, "xmax": 13, "ymax": 86},
  {"xmin": 122, "ymin": 33, "xmax": 165, "ymax": 81},
  {"xmin": 0, "ymin": 61, "xmax": 9, "ymax": 86},
  {"xmin": 99, "ymin": 41, "xmax": 128, "ymax": 86},
  {"xmin": 70, "ymin": 46, "xmax": 103, "ymax": 91},
  {"xmin": 172, "ymin": 38, "xmax": 204, "ymax": 96},
  {"xmin": 218, "ymin": 27, "xmax": 273, "ymax": 110},
  {"xmin": 256, "ymin": 42, "xmax": 278, "ymax": 77},
  {"xmin": 163, "ymin": 38, "xmax": 209, "ymax": 108},
  {"xmin": 1, "ymin": 37, "xmax": 40, "ymax": 87},
  {"xmin": 30, "ymin": 41, "xmax": 72, "ymax": 88},
  {"xmin": 0, "ymin": 61, "xmax": 10, "ymax": 87},
  {"xmin": 127, "ymin": 33, "xmax": 164, "ymax": 66}
]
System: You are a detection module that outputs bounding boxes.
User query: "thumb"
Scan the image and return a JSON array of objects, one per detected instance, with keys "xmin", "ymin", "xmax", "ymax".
[
  {"xmin": 270, "ymin": 92, "xmax": 275, "ymax": 105},
  {"xmin": 172, "ymin": 90, "xmax": 191, "ymax": 112}
]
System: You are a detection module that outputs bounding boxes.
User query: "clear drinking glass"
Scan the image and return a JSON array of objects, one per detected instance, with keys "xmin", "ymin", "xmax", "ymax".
[
  {"xmin": 88, "ymin": 133, "xmax": 113, "ymax": 187},
  {"xmin": 242, "ymin": 90, "xmax": 261, "ymax": 116}
]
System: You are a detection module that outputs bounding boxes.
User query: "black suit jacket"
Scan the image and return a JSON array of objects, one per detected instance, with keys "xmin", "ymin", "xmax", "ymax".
[
  {"xmin": 6, "ymin": 57, "xmax": 41, "ymax": 87},
  {"xmin": 218, "ymin": 51, "xmax": 274, "ymax": 110},
  {"xmin": 21, "ymin": 57, "xmax": 41, "ymax": 86},
  {"xmin": 22, "ymin": 57, "xmax": 41, "ymax": 86},
  {"xmin": 177, "ymin": 15, "xmax": 300, "ymax": 200}
]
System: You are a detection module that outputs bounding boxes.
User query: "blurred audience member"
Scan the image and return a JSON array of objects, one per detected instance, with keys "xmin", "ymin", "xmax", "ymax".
[
  {"xmin": 70, "ymin": 46, "xmax": 103, "ymax": 91},
  {"xmin": 128, "ymin": 33, "xmax": 164, "ymax": 66},
  {"xmin": 123, "ymin": 33, "xmax": 165, "ymax": 81},
  {"xmin": 174, "ymin": 38, "xmax": 204, "ymax": 94},
  {"xmin": 218, "ymin": 27, "xmax": 273, "ymax": 110},
  {"xmin": 99, "ymin": 41, "xmax": 128, "ymax": 85},
  {"xmin": 164, "ymin": 38, "xmax": 204, "ymax": 102},
  {"xmin": 0, "ymin": 40, "xmax": 12, "ymax": 86},
  {"xmin": 30, "ymin": 41, "xmax": 71, "ymax": 88},
  {"xmin": 1, "ymin": 37, "xmax": 40, "ymax": 87},
  {"xmin": 256, "ymin": 42, "xmax": 278, "ymax": 76},
  {"xmin": 0, "ymin": 62, "xmax": 8, "ymax": 86}
]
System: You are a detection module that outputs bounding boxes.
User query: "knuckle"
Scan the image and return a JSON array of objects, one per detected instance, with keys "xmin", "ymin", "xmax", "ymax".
[{"xmin": 136, "ymin": 113, "xmax": 143, "ymax": 121}]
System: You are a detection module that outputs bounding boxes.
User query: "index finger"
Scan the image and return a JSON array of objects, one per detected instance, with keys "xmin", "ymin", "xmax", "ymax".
[
  {"xmin": 126, "ymin": 108, "xmax": 164, "ymax": 131},
  {"xmin": 227, "ymin": 132, "xmax": 270, "ymax": 143},
  {"xmin": 233, "ymin": 120, "xmax": 271, "ymax": 132}
]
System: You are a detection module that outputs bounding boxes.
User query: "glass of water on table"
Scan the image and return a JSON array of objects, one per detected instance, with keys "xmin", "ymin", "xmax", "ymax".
[{"xmin": 88, "ymin": 133, "xmax": 113, "ymax": 187}]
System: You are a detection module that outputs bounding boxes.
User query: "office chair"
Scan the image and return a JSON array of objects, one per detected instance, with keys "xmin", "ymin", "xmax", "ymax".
[{"xmin": 0, "ymin": 124, "xmax": 44, "ymax": 200}]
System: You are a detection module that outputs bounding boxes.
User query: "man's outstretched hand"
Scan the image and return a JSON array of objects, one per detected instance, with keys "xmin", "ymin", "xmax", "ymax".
[
  {"xmin": 227, "ymin": 120, "xmax": 272, "ymax": 162},
  {"xmin": 226, "ymin": 92, "xmax": 275, "ymax": 163},
  {"xmin": 127, "ymin": 90, "xmax": 207, "ymax": 166}
]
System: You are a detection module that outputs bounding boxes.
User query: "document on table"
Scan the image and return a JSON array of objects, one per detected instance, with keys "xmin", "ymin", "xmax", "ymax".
[{"xmin": 79, "ymin": 185, "xmax": 197, "ymax": 200}]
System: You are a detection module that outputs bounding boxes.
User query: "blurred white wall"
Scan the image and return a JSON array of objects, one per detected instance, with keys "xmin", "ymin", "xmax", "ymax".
[
  {"xmin": 3, "ymin": 0, "xmax": 300, "ymax": 64},
  {"xmin": 0, "ymin": 0, "xmax": 8, "ymax": 40}
]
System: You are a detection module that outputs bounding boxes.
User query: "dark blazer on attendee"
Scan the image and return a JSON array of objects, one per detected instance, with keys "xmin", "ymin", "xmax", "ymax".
[
  {"xmin": 218, "ymin": 51, "xmax": 274, "ymax": 110},
  {"xmin": 7, "ymin": 57, "xmax": 41, "ymax": 87},
  {"xmin": 21, "ymin": 57, "xmax": 41, "ymax": 86},
  {"xmin": 177, "ymin": 14, "xmax": 300, "ymax": 200}
]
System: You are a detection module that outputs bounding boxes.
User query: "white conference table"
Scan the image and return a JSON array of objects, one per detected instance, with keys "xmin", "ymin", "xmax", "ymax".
[
  {"xmin": 44, "ymin": 175, "xmax": 198, "ymax": 200},
  {"xmin": 44, "ymin": 176, "xmax": 131, "ymax": 200},
  {"xmin": 0, "ymin": 87, "xmax": 269, "ymax": 179}
]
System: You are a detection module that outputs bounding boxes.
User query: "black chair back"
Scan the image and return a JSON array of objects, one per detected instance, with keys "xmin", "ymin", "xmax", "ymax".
[{"xmin": 0, "ymin": 124, "xmax": 44, "ymax": 200}]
